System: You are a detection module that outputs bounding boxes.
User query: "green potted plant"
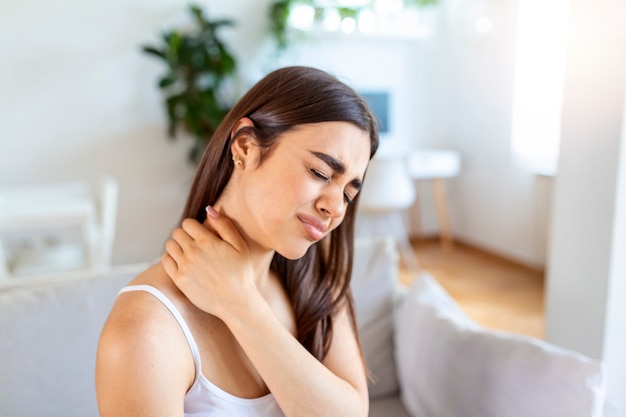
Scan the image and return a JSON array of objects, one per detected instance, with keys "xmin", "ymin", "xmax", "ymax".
[{"xmin": 142, "ymin": 4, "xmax": 237, "ymax": 163}]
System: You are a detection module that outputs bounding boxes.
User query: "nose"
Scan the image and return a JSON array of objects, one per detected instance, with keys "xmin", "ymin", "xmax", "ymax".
[{"xmin": 316, "ymin": 184, "xmax": 346, "ymax": 219}]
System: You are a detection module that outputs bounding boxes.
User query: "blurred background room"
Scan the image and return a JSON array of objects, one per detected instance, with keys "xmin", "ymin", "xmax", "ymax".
[{"xmin": 1, "ymin": 0, "xmax": 625, "ymax": 410}]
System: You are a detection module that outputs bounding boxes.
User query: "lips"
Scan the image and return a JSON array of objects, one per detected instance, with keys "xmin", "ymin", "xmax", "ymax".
[{"xmin": 297, "ymin": 214, "xmax": 328, "ymax": 241}]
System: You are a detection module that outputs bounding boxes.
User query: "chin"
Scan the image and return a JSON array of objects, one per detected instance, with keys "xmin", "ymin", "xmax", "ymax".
[{"xmin": 276, "ymin": 241, "xmax": 315, "ymax": 260}]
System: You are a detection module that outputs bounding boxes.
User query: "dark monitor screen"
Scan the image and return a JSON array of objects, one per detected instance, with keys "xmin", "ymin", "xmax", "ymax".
[{"xmin": 360, "ymin": 92, "xmax": 389, "ymax": 134}]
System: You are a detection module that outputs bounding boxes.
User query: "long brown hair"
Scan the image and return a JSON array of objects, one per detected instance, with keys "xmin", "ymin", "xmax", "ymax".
[{"xmin": 181, "ymin": 66, "xmax": 379, "ymax": 360}]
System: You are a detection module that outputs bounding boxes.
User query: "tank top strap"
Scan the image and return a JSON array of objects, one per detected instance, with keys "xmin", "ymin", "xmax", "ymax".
[{"xmin": 119, "ymin": 285, "xmax": 203, "ymax": 378}]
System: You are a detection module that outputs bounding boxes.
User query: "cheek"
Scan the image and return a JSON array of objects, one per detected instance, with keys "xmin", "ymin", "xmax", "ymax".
[
  {"xmin": 278, "ymin": 168, "xmax": 317, "ymax": 200},
  {"xmin": 290, "ymin": 176, "xmax": 319, "ymax": 202},
  {"xmin": 249, "ymin": 170, "xmax": 315, "ymax": 209}
]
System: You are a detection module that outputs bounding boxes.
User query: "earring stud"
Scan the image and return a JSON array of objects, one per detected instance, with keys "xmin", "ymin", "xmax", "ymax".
[{"xmin": 233, "ymin": 155, "xmax": 243, "ymax": 167}]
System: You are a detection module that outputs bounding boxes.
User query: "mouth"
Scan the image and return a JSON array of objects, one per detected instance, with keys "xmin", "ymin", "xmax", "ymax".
[{"xmin": 297, "ymin": 214, "xmax": 328, "ymax": 242}]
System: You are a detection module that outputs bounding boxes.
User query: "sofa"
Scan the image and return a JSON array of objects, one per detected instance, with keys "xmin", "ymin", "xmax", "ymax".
[{"xmin": 0, "ymin": 236, "xmax": 622, "ymax": 417}]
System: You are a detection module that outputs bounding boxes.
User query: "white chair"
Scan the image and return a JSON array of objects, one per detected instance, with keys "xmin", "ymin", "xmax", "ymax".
[
  {"xmin": 357, "ymin": 152, "xmax": 420, "ymax": 271},
  {"xmin": 409, "ymin": 150, "xmax": 461, "ymax": 251},
  {"xmin": 0, "ymin": 176, "xmax": 118, "ymax": 279}
]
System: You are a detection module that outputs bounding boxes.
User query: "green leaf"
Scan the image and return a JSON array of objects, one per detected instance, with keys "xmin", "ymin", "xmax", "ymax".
[
  {"xmin": 338, "ymin": 7, "xmax": 359, "ymax": 20},
  {"xmin": 190, "ymin": 4, "xmax": 208, "ymax": 30},
  {"xmin": 219, "ymin": 51, "xmax": 236, "ymax": 75},
  {"xmin": 183, "ymin": 99, "xmax": 202, "ymax": 136},
  {"xmin": 158, "ymin": 75, "xmax": 177, "ymax": 89},
  {"xmin": 141, "ymin": 45, "xmax": 166, "ymax": 59},
  {"xmin": 405, "ymin": 0, "xmax": 439, "ymax": 7},
  {"xmin": 164, "ymin": 31, "xmax": 182, "ymax": 67},
  {"xmin": 208, "ymin": 19, "xmax": 235, "ymax": 30}
]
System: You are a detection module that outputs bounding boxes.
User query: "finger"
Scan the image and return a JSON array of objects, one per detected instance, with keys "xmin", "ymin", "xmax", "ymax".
[
  {"xmin": 164, "ymin": 238, "xmax": 184, "ymax": 262},
  {"xmin": 171, "ymin": 227, "xmax": 196, "ymax": 250},
  {"xmin": 204, "ymin": 206, "xmax": 248, "ymax": 253},
  {"xmin": 180, "ymin": 213, "xmax": 244, "ymax": 253},
  {"xmin": 161, "ymin": 252, "xmax": 178, "ymax": 278},
  {"xmin": 181, "ymin": 218, "xmax": 216, "ymax": 242}
]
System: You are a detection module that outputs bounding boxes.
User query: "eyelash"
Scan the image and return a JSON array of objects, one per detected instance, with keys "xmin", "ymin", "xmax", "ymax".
[
  {"xmin": 310, "ymin": 168, "xmax": 329, "ymax": 182},
  {"xmin": 309, "ymin": 168, "xmax": 355, "ymax": 205}
]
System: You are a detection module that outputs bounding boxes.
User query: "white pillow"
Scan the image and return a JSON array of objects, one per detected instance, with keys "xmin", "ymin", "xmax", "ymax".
[
  {"xmin": 395, "ymin": 273, "xmax": 606, "ymax": 417},
  {"xmin": 351, "ymin": 236, "xmax": 401, "ymax": 399}
]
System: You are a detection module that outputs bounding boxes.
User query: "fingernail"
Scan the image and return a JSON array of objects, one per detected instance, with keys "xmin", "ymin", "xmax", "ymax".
[{"xmin": 205, "ymin": 205, "xmax": 219, "ymax": 218}]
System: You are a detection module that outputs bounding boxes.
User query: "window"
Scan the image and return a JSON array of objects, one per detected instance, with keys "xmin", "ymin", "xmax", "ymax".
[{"xmin": 511, "ymin": 0, "xmax": 569, "ymax": 177}]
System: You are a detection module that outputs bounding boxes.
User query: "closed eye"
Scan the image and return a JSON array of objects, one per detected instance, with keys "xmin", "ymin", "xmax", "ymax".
[
  {"xmin": 310, "ymin": 168, "xmax": 330, "ymax": 182},
  {"xmin": 310, "ymin": 167, "xmax": 356, "ymax": 204}
]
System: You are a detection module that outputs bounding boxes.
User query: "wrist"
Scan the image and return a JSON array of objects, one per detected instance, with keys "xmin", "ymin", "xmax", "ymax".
[
  {"xmin": 220, "ymin": 288, "xmax": 271, "ymax": 331},
  {"xmin": 217, "ymin": 281, "xmax": 265, "ymax": 320}
]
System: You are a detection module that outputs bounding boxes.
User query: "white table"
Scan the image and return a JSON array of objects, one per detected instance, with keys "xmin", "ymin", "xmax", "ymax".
[{"xmin": 409, "ymin": 150, "xmax": 461, "ymax": 250}]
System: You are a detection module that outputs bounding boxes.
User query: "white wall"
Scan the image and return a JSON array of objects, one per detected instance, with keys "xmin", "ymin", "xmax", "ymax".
[
  {"xmin": 545, "ymin": 0, "xmax": 626, "ymax": 407},
  {"xmin": 605, "ymin": 105, "xmax": 626, "ymax": 407},
  {"xmin": 0, "ymin": 0, "xmax": 274, "ymax": 265},
  {"xmin": 273, "ymin": 35, "xmax": 419, "ymax": 152}
]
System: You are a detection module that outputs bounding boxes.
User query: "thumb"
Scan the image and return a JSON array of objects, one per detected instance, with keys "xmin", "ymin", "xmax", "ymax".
[{"xmin": 205, "ymin": 205, "xmax": 248, "ymax": 253}]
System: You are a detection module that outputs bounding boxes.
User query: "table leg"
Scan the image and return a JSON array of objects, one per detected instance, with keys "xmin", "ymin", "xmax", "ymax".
[{"xmin": 432, "ymin": 178, "xmax": 454, "ymax": 251}]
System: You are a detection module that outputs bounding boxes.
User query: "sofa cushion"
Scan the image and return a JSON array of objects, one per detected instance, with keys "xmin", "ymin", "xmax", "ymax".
[
  {"xmin": 351, "ymin": 236, "xmax": 401, "ymax": 399},
  {"xmin": 395, "ymin": 273, "xmax": 606, "ymax": 417},
  {"xmin": 369, "ymin": 395, "xmax": 413, "ymax": 417},
  {"xmin": 0, "ymin": 265, "xmax": 145, "ymax": 417}
]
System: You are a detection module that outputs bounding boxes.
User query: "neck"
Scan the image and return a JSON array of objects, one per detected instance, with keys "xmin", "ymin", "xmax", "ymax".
[{"xmin": 205, "ymin": 199, "xmax": 275, "ymax": 286}]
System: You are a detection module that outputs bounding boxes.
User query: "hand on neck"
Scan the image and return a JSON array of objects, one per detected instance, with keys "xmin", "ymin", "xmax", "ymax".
[{"xmin": 204, "ymin": 201, "xmax": 275, "ymax": 286}]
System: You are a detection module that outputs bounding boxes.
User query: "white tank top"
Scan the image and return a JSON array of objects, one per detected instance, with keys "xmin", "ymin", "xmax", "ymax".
[{"xmin": 119, "ymin": 285, "xmax": 286, "ymax": 417}]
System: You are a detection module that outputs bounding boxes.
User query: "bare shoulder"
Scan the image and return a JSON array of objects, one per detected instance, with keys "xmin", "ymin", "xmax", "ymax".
[
  {"xmin": 98, "ymin": 263, "xmax": 192, "ymax": 367},
  {"xmin": 102, "ymin": 263, "xmax": 184, "ymax": 333},
  {"xmin": 95, "ymin": 263, "xmax": 193, "ymax": 417}
]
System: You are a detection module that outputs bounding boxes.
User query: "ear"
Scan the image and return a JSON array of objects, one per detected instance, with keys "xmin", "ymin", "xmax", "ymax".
[{"xmin": 230, "ymin": 117, "xmax": 257, "ymax": 161}]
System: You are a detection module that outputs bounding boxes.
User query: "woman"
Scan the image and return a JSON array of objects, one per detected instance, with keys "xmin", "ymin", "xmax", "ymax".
[{"xmin": 96, "ymin": 66, "xmax": 379, "ymax": 417}]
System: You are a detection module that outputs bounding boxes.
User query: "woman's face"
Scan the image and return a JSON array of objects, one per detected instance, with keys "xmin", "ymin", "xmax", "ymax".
[{"xmin": 234, "ymin": 121, "xmax": 371, "ymax": 260}]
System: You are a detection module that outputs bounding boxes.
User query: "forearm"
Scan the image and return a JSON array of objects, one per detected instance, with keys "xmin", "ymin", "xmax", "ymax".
[{"xmin": 223, "ymin": 293, "xmax": 368, "ymax": 417}]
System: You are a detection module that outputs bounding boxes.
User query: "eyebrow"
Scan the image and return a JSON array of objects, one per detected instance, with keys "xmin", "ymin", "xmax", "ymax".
[{"xmin": 310, "ymin": 151, "xmax": 363, "ymax": 190}]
